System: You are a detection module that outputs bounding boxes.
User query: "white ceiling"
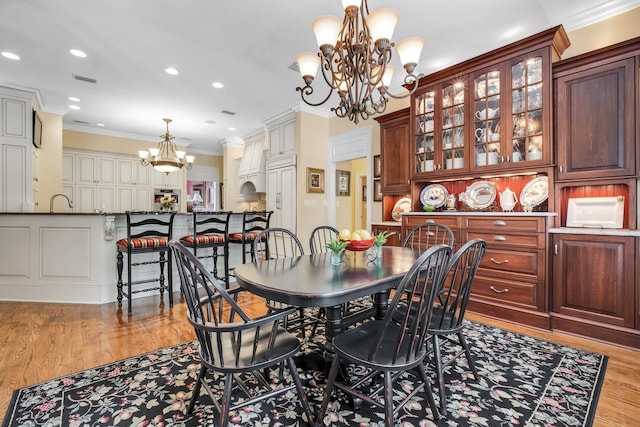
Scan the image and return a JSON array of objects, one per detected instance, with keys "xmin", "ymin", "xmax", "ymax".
[{"xmin": 1, "ymin": 0, "xmax": 638, "ymax": 155}]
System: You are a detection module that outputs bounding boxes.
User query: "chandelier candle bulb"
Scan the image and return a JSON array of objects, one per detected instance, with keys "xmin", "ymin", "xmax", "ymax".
[{"xmin": 365, "ymin": 8, "xmax": 399, "ymax": 43}]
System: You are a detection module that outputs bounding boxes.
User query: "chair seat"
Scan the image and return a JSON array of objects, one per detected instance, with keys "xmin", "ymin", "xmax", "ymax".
[
  {"xmin": 116, "ymin": 236, "xmax": 169, "ymax": 250},
  {"xmin": 229, "ymin": 231, "xmax": 260, "ymax": 242},
  {"xmin": 180, "ymin": 233, "xmax": 226, "ymax": 245},
  {"xmin": 333, "ymin": 320, "xmax": 423, "ymax": 369},
  {"xmin": 199, "ymin": 325, "xmax": 301, "ymax": 372}
]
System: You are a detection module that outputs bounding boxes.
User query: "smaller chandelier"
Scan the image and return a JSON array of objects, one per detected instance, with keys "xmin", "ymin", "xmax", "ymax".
[
  {"xmin": 138, "ymin": 118, "xmax": 194, "ymax": 174},
  {"xmin": 295, "ymin": 0, "xmax": 424, "ymax": 123}
]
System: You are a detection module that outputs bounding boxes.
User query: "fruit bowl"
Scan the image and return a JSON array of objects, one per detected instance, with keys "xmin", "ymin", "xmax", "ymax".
[{"xmin": 341, "ymin": 238, "xmax": 375, "ymax": 251}]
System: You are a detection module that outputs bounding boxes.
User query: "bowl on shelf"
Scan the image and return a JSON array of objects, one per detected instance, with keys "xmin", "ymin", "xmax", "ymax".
[{"xmin": 341, "ymin": 238, "xmax": 375, "ymax": 251}]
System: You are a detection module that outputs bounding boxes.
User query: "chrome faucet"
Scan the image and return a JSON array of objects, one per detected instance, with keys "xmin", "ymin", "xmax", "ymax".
[{"xmin": 50, "ymin": 193, "xmax": 74, "ymax": 213}]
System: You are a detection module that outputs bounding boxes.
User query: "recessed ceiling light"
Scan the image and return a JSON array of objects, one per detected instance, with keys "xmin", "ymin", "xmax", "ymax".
[
  {"xmin": 165, "ymin": 67, "xmax": 179, "ymax": 75},
  {"xmin": 228, "ymin": 127, "xmax": 236, "ymax": 131},
  {"xmin": 212, "ymin": 82, "xmax": 224, "ymax": 89},
  {"xmin": 68, "ymin": 97, "xmax": 80, "ymax": 102},
  {"xmin": 70, "ymin": 49, "xmax": 87, "ymax": 58},
  {"xmin": 68, "ymin": 105, "xmax": 80, "ymax": 110},
  {"xmin": 1, "ymin": 51, "xmax": 20, "ymax": 60},
  {"xmin": 96, "ymin": 123, "xmax": 105, "ymax": 127}
]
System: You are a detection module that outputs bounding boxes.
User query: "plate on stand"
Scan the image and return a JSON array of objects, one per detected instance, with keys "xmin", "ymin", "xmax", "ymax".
[
  {"xmin": 392, "ymin": 197, "xmax": 412, "ymax": 221},
  {"xmin": 420, "ymin": 184, "xmax": 448, "ymax": 209},
  {"xmin": 520, "ymin": 176, "xmax": 549, "ymax": 207}
]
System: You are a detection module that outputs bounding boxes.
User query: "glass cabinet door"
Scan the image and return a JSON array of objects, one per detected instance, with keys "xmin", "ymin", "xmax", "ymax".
[
  {"xmin": 473, "ymin": 69, "xmax": 502, "ymax": 168},
  {"xmin": 414, "ymin": 91, "xmax": 436, "ymax": 173},
  {"xmin": 511, "ymin": 56, "xmax": 543, "ymax": 162},
  {"xmin": 441, "ymin": 81, "xmax": 465, "ymax": 171}
]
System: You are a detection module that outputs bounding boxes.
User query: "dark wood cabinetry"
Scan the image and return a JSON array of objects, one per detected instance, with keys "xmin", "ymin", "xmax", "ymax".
[
  {"xmin": 550, "ymin": 37, "xmax": 640, "ymax": 349},
  {"xmin": 552, "ymin": 233, "xmax": 640, "ymax": 348},
  {"xmin": 402, "ymin": 213, "xmax": 551, "ymax": 329},
  {"xmin": 410, "ymin": 27, "xmax": 567, "ymax": 180},
  {"xmin": 374, "ymin": 108, "xmax": 410, "ymax": 194},
  {"xmin": 371, "ymin": 223, "xmax": 401, "ymax": 247},
  {"xmin": 554, "ymin": 44, "xmax": 638, "ymax": 180}
]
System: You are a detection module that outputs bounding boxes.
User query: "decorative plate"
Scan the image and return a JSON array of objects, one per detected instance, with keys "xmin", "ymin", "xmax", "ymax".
[
  {"xmin": 461, "ymin": 181, "xmax": 496, "ymax": 210},
  {"xmin": 391, "ymin": 197, "xmax": 412, "ymax": 221},
  {"xmin": 520, "ymin": 176, "xmax": 549, "ymax": 207},
  {"xmin": 420, "ymin": 184, "xmax": 448, "ymax": 209}
]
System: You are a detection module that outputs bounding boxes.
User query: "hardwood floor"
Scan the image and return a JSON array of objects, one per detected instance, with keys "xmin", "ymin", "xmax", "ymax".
[{"xmin": 0, "ymin": 293, "xmax": 638, "ymax": 426}]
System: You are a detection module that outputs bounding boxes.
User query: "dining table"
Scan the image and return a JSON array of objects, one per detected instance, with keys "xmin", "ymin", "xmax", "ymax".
[{"xmin": 233, "ymin": 245, "xmax": 421, "ymax": 355}]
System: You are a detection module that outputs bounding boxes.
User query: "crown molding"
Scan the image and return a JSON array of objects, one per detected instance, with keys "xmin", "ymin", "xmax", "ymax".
[{"xmin": 562, "ymin": 0, "xmax": 640, "ymax": 31}]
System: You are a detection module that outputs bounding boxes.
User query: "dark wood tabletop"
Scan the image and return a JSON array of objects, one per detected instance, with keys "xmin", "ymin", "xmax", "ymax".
[{"xmin": 233, "ymin": 246, "xmax": 420, "ymax": 308}]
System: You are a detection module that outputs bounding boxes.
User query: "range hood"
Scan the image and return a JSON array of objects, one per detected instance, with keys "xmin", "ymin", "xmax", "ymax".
[{"xmin": 238, "ymin": 139, "xmax": 266, "ymax": 193}]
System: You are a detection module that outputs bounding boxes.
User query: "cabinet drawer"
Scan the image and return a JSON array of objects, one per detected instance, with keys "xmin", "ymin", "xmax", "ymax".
[
  {"xmin": 371, "ymin": 225, "xmax": 401, "ymax": 247},
  {"xmin": 480, "ymin": 248, "xmax": 543, "ymax": 278},
  {"xmin": 472, "ymin": 275, "xmax": 538, "ymax": 307},
  {"xmin": 403, "ymin": 215, "xmax": 460, "ymax": 229},
  {"xmin": 464, "ymin": 217, "xmax": 544, "ymax": 232},
  {"xmin": 464, "ymin": 230, "xmax": 545, "ymax": 249}
]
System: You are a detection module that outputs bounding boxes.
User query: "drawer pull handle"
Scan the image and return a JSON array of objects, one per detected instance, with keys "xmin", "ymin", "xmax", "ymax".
[
  {"xmin": 490, "ymin": 286, "xmax": 509, "ymax": 294},
  {"xmin": 490, "ymin": 257, "xmax": 509, "ymax": 265},
  {"xmin": 493, "ymin": 220, "xmax": 507, "ymax": 226},
  {"xmin": 493, "ymin": 235, "xmax": 506, "ymax": 241}
]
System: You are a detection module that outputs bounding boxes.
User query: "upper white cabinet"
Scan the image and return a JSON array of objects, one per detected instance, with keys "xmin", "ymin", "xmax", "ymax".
[
  {"xmin": 62, "ymin": 153, "xmax": 75, "ymax": 183},
  {"xmin": 265, "ymin": 111, "xmax": 296, "ymax": 168},
  {"xmin": 117, "ymin": 159, "xmax": 150, "ymax": 186},
  {"xmin": 64, "ymin": 148, "xmax": 183, "ymax": 212},
  {"xmin": 0, "ymin": 87, "xmax": 34, "ymax": 212},
  {"xmin": 76, "ymin": 154, "xmax": 116, "ymax": 185}
]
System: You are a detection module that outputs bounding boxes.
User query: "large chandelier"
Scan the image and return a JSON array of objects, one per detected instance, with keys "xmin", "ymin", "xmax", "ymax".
[
  {"xmin": 138, "ymin": 118, "xmax": 194, "ymax": 174},
  {"xmin": 295, "ymin": 0, "xmax": 424, "ymax": 123}
]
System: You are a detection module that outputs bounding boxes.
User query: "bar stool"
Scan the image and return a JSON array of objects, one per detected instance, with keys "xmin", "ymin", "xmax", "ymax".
[
  {"xmin": 228, "ymin": 210, "xmax": 273, "ymax": 264},
  {"xmin": 116, "ymin": 211, "xmax": 176, "ymax": 316},
  {"xmin": 178, "ymin": 211, "xmax": 232, "ymax": 288}
]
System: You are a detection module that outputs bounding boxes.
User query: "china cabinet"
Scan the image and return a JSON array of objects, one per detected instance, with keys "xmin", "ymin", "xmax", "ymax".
[
  {"xmin": 374, "ymin": 108, "xmax": 410, "ymax": 194},
  {"xmin": 411, "ymin": 27, "xmax": 567, "ymax": 179},
  {"xmin": 554, "ymin": 38, "xmax": 638, "ymax": 181},
  {"xmin": 414, "ymin": 80, "xmax": 467, "ymax": 176}
]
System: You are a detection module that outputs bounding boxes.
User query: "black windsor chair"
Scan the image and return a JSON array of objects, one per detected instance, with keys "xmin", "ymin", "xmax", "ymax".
[
  {"xmin": 169, "ymin": 240, "xmax": 314, "ymax": 427},
  {"xmin": 253, "ymin": 228, "xmax": 320, "ymax": 338},
  {"xmin": 402, "ymin": 222, "xmax": 455, "ymax": 253},
  {"xmin": 308, "ymin": 225, "xmax": 339, "ymax": 254},
  {"xmin": 317, "ymin": 244, "xmax": 453, "ymax": 427}
]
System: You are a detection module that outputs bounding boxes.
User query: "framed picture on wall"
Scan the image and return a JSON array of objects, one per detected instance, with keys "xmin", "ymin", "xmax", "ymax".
[
  {"xmin": 336, "ymin": 170, "xmax": 351, "ymax": 196},
  {"xmin": 373, "ymin": 154, "xmax": 381, "ymax": 178},
  {"xmin": 373, "ymin": 179, "xmax": 382, "ymax": 201},
  {"xmin": 306, "ymin": 167, "xmax": 324, "ymax": 193}
]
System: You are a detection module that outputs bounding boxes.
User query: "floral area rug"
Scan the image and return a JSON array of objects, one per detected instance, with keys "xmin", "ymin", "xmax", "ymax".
[{"xmin": 2, "ymin": 319, "xmax": 607, "ymax": 427}]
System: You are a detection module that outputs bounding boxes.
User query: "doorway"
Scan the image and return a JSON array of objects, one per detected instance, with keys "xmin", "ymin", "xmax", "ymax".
[{"xmin": 327, "ymin": 127, "xmax": 373, "ymax": 230}]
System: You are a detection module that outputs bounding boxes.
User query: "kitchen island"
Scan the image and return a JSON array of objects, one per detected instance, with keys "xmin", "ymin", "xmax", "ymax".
[{"xmin": 0, "ymin": 212, "xmax": 247, "ymax": 304}]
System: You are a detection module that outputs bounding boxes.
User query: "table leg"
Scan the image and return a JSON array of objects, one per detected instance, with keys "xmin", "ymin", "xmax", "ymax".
[{"xmin": 373, "ymin": 290, "xmax": 390, "ymax": 319}]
